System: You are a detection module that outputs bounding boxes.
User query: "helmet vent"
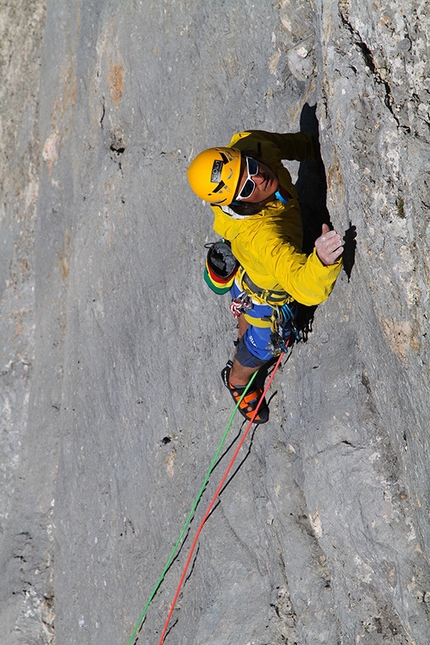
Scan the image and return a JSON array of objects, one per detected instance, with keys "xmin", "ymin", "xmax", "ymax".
[{"xmin": 211, "ymin": 180, "xmax": 225, "ymax": 194}]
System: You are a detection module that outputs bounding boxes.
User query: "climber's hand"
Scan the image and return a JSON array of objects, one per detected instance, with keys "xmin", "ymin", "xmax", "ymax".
[{"xmin": 315, "ymin": 224, "xmax": 344, "ymax": 265}]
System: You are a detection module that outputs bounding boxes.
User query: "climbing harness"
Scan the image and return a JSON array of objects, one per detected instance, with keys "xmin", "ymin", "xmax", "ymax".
[
  {"xmin": 240, "ymin": 269, "xmax": 293, "ymax": 306},
  {"xmin": 231, "ymin": 267, "xmax": 300, "ymax": 356}
]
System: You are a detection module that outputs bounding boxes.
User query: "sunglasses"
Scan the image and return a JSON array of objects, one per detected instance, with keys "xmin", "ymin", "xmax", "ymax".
[{"xmin": 235, "ymin": 156, "xmax": 259, "ymax": 201}]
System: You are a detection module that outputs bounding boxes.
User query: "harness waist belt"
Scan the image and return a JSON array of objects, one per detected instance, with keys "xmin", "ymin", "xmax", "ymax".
[{"xmin": 242, "ymin": 272, "xmax": 293, "ymax": 305}]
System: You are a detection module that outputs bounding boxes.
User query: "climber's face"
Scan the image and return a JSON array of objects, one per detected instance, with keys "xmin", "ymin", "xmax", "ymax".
[{"xmin": 234, "ymin": 156, "xmax": 279, "ymax": 204}]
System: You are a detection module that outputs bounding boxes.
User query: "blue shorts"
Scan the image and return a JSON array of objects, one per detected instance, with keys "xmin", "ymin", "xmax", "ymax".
[{"xmin": 235, "ymin": 328, "xmax": 274, "ymax": 366}]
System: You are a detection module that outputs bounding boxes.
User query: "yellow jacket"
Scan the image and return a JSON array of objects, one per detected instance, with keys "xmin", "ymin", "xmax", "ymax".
[{"xmin": 211, "ymin": 131, "xmax": 342, "ymax": 307}]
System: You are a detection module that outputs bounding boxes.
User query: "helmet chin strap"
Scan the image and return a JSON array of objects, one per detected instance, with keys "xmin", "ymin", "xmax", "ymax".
[{"xmin": 274, "ymin": 189, "xmax": 289, "ymax": 204}]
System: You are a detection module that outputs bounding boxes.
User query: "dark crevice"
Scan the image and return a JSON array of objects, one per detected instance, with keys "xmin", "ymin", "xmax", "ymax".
[
  {"xmin": 100, "ymin": 99, "xmax": 105, "ymax": 128},
  {"xmin": 110, "ymin": 144, "xmax": 125, "ymax": 155}
]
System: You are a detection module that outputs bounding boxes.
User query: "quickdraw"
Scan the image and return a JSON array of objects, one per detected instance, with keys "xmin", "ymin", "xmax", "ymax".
[
  {"xmin": 230, "ymin": 290, "xmax": 253, "ymax": 318},
  {"xmin": 269, "ymin": 302, "xmax": 300, "ymax": 356}
]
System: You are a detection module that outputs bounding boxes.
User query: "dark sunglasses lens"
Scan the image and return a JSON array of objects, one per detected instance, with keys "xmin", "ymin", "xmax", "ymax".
[
  {"xmin": 247, "ymin": 158, "xmax": 258, "ymax": 175},
  {"xmin": 240, "ymin": 178, "xmax": 255, "ymax": 199}
]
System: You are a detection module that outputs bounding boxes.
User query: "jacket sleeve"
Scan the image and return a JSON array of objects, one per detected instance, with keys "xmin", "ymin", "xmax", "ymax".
[
  {"xmin": 257, "ymin": 229, "xmax": 342, "ymax": 306},
  {"xmin": 229, "ymin": 130, "xmax": 315, "ymax": 162}
]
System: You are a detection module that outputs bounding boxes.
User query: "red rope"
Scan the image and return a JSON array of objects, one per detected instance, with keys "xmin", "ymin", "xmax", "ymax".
[{"xmin": 157, "ymin": 352, "xmax": 284, "ymax": 645}]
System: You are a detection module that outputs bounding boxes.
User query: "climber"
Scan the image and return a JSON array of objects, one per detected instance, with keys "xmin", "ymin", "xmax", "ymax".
[{"xmin": 187, "ymin": 131, "xmax": 343, "ymax": 424}]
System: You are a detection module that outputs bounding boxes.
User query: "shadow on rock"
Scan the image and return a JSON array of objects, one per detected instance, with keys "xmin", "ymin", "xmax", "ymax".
[
  {"xmin": 296, "ymin": 102, "xmax": 357, "ymax": 293},
  {"xmin": 342, "ymin": 223, "xmax": 357, "ymax": 281},
  {"xmin": 296, "ymin": 103, "xmax": 330, "ymax": 254}
]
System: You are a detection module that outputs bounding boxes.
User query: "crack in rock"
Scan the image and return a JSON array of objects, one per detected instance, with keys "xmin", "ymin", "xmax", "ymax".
[{"xmin": 339, "ymin": 10, "xmax": 403, "ymax": 129}]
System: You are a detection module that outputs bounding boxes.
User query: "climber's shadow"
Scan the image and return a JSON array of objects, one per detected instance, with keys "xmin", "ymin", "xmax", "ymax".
[
  {"xmin": 296, "ymin": 103, "xmax": 331, "ymax": 254},
  {"xmin": 293, "ymin": 103, "xmax": 356, "ymax": 326}
]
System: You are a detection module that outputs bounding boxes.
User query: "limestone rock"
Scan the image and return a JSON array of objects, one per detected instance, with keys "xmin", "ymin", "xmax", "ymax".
[{"xmin": 0, "ymin": 1, "xmax": 429, "ymax": 644}]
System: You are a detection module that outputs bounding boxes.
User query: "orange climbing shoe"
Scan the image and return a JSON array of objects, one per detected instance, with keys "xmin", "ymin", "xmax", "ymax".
[{"xmin": 221, "ymin": 361, "xmax": 269, "ymax": 424}]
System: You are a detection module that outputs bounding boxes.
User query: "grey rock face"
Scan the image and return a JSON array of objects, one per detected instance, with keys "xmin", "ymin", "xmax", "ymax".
[
  {"xmin": 0, "ymin": 1, "xmax": 429, "ymax": 644},
  {"xmin": 0, "ymin": 2, "xmax": 55, "ymax": 644}
]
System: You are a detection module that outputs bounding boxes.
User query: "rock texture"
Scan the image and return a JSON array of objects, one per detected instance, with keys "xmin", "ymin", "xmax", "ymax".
[{"xmin": 0, "ymin": 1, "xmax": 429, "ymax": 644}]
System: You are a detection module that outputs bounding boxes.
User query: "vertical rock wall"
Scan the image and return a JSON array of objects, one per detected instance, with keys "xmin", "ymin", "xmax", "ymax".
[
  {"xmin": 0, "ymin": 1, "xmax": 428, "ymax": 644},
  {"xmin": 0, "ymin": 2, "xmax": 54, "ymax": 643}
]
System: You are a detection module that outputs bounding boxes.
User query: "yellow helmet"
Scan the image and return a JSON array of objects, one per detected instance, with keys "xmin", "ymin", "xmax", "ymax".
[{"xmin": 187, "ymin": 147, "xmax": 242, "ymax": 205}]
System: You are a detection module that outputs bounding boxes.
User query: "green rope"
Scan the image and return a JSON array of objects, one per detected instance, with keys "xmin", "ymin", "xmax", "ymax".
[{"xmin": 127, "ymin": 370, "xmax": 258, "ymax": 645}]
